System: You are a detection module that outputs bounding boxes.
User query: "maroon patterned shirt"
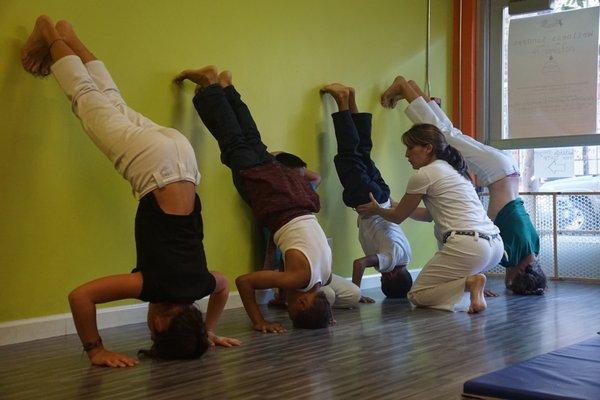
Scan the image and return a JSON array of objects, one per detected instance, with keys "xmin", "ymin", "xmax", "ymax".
[{"xmin": 239, "ymin": 161, "xmax": 320, "ymax": 233}]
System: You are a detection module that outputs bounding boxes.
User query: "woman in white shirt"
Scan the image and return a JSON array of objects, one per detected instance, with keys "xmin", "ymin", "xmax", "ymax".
[{"xmin": 357, "ymin": 124, "xmax": 504, "ymax": 313}]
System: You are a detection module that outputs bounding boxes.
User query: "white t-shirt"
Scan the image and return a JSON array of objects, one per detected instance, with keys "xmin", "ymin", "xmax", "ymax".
[
  {"xmin": 274, "ymin": 215, "xmax": 332, "ymax": 292},
  {"xmin": 358, "ymin": 200, "xmax": 412, "ymax": 273},
  {"xmin": 405, "ymin": 97, "xmax": 518, "ymax": 187},
  {"xmin": 406, "ymin": 160, "xmax": 499, "ymax": 243}
]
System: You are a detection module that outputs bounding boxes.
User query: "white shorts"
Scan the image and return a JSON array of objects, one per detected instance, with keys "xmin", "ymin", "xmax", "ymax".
[
  {"xmin": 322, "ymin": 274, "xmax": 361, "ymax": 309},
  {"xmin": 51, "ymin": 56, "xmax": 200, "ymax": 198},
  {"xmin": 358, "ymin": 200, "xmax": 412, "ymax": 273}
]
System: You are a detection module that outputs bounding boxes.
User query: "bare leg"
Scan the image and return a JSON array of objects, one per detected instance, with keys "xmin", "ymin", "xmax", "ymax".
[
  {"xmin": 407, "ymin": 80, "xmax": 429, "ymax": 100},
  {"xmin": 25, "ymin": 18, "xmax": 195, "ymax": 216},
  {"xmin": 218, "ymin": 70, "xmax": 232, "ymax": 88},
  {"xmin": 380, "ymin": 75, "xmax": 420, "ymax": 108},
  {"xmin": 21, "ymin": 15, "xmax": 74, "ymax": 76},
  {"xmin": 37, "ymin": 19, "xmax": 94, "ymax": 77},
  {"xmin": 55, "ymin": 21, "xmax": 159, "ymax": 129},
  {"xmin": 320, "ymin": 83, "xmax": 350, "ymax": 111},
  {"xmin": 55, "ymin": 20, "xmax": 97, "ymax": 64},
  {"xmin": 348, "ymin": 86, "xmax": 359, "ymax": 114},
  {"xmin": 465, "ymin": 274, "xmax": 487, "ymax": 313}
]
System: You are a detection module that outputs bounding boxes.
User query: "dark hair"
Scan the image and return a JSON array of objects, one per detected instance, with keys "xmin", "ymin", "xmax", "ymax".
[
  {"xmin": 138, "ymin": 306, "xmax": 209, "ymax": 360},
  {"xmin": 402, "ymin": 123, "xmax": 471, "ymax": 181},
  {"xmin": 275, "ymin": 152, "xmax": 307, "ymax": 169},
  {"xmin": 381, "ymin": 266, "xmax": 413, "ymax": 298},
  {"xmin": 509, "ymin": 260, "xmax": 547, "ymax": 295},
  {"xmin": 290, "ymin": 292, "xmax": 332, "ymax": 329}
]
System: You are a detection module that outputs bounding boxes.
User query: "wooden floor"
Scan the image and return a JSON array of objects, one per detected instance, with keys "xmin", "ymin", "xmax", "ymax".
[{"xmin": 1, "ymin": 277, "xmax": 599, "ymax": 400}]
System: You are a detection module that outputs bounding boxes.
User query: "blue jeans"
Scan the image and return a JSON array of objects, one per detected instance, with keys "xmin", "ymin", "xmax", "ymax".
[
  {"xmin": 332, "ymin": 110, "xmax": 390, "ymax": 207},
  {"xmin": 193, "ymin": 84, "xmax": 274, "ymax": 201}
]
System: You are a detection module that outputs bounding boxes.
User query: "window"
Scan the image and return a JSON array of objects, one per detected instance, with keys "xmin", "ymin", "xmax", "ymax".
[
  {"xmin": 488, "ymin": 0, "xmax": 600, "ymax": 149},
  {"xmin": 482, "ymin": 2, "xmax": 600, "ymax": 281},
  {"xmin": 508, "ymin": 145, "xmax": 600, "ymax": 190}
]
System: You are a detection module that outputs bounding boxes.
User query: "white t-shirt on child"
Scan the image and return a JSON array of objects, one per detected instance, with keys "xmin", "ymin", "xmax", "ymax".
[
  {"xmin": 406, "ymin": 160, "xmax": 499, "ymax": 243},
  {"xmin": 358, "ymin": 199, "xmax": 412, "ymax": 273}
]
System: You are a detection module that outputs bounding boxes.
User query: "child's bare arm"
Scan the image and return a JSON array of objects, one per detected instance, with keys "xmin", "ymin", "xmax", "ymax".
[
  {"xmin": 352, "ymin": 255, "xmax": 379, "ymax": 303},
  {"xmin": 68, "ymin": 273, "xmax": 142, "ymax": 367},
  {"xmin": 235, "ymin": 271, "xmax": 299, "ymax": 333},
  {"xmin": 262, "ymin": 234, "xmax": 278, "ymax": 269},
  {"xmin": 205, "ymin": 271, "xmax": 241, "ymax": 347}
]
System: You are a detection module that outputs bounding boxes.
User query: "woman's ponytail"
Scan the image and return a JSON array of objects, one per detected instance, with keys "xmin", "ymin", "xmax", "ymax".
[
  {"xmin": 438, "ymin": 145, "xmax": 470, "ymax": 182},
  {"xmin": 402, "ymin": 124, "xmax": 471, "ymax": 182}
]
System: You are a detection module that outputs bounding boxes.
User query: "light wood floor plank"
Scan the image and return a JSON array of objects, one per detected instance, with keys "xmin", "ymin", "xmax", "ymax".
[{"xmin": 0, "ymin": 277, "xmax": 599, "ymax": 400}]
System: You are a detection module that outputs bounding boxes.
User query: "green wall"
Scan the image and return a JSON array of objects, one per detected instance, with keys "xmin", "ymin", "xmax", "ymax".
[{"xmin": 0, "ymin": 0, "xmax": 453, "ymax": 322}]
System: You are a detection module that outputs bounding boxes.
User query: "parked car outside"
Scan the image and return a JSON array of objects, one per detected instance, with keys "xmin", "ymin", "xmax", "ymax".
[{"xmin": 538, "ymin": 175, "xmax": 600, "ymax": 231}]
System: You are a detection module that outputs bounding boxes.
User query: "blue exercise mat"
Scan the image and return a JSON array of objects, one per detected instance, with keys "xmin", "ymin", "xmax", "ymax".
[{"xmin": 463, "ymin": 335, "xmax": 600, "ymax": 400}]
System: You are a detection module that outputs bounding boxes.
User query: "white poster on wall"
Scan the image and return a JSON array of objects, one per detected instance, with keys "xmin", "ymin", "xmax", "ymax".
[
  {"xmin": 534, "ymin": 148, "xmax": 574, "ymax": 178},
  {"xmin": 507, "ymin": 7, "xmax": 599, "ymax": 139}
]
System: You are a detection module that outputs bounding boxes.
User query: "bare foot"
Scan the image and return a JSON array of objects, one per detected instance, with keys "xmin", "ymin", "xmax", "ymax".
[
  {"xmin": 348, "ymin": 86, "xmax": 359, "ymax": 113},
  {"xmin": 320, "ymin": 83, "xmax": 350, "ymax": 110},
  {"xmin": 218, "ymin": 70, "xmax": 232, "ymax": 88},
  {"xmin": 55, "ymin": 20, "xmax": 95, "ymax": 64},
  {"xmin": 55, "ymin": 20, "xmax": 76, "ymax": 45},
  {"xmin": 39, "ymin": 53, "xmax": 53, "ymax": 77},
  {"xmin": 21, "ymin": 15, "xmax": 58, "ymax": 76},
  {"xmin": 466, "ymin": 274, "xmax": 487, "ymax": 314},
  {"xmin": 380, "ymin": 75, "xmax": 407, "ymax": 109},
  {"xmin": 174, "ymin": 65, "xmax": 219, "ymax": 88}
]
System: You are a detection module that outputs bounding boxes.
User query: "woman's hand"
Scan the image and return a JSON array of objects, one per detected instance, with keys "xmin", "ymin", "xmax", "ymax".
[{"xmin": 356, "ymin": 193, "xmax": 382, "ymax": 218}]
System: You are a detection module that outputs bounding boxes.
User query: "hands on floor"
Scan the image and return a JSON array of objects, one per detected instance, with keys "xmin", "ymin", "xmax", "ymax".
[
  {"xmin": 253, "ymin": 320, "xmax": 286, "ymax": 334},
  {"xmin": 88, "ymin": 348, "xmax": 139, "ymax": 368}
]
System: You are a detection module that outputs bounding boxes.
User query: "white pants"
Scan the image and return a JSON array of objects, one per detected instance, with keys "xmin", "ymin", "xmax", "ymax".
[
  {"xmin": 405, "ymin": 97, "xmax": 518, "ymax": 187},
  {"xmin": 51, "ymin": 56, "xmax": 200, "ymax": 198},
  {"xmin": 408, "ymin": 233, "xmax": 504, "ymax": 312},
  {"xmin": 322, "ymin": 274, "xmax": 361, "ymax": 309}
]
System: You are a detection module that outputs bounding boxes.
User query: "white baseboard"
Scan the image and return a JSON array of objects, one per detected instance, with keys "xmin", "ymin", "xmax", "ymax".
[
  {"xmin": 0, "ymin": 304, "xmax": 149, "ymax": 347},
  {"xmin": 0, "ymin": 292, "xmax": 243, "ymax": 347},
  {"xmin": 359, "ymin": 273, "xmax": 383, "ymax": 289},
  {"xmin": 0, "ymin": 270, "xmax": 421, "ymax": 347}
]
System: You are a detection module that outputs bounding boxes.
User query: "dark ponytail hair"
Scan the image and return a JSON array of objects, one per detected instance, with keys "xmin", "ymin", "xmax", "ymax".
[
  {"xmin": 138, "ymin": 306, "xmax": 209, "ymax": 360},
  {"xmin": 402, "ymin": 123, "xmax": 471, "ymax": 181}
]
